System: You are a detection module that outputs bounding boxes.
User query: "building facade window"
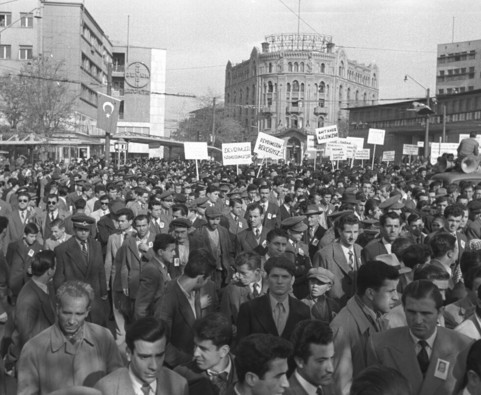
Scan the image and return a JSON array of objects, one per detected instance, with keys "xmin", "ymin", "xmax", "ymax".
[
  {"xmin": 0, "ymin": 45, "xmax": 11, "ymax": 59},
  {"xmin": 20, "ymin": 12, "xmax": 33, "ymax": 28},
  {"xmin": 0, "ymin": 12, "xmax": 12, "ymax": 27},
  {"xmin": 269, "ymin": 63, "xmax": 272, "ymax": 73},
  {"xmin": 321, "ymin": 63, "xmax": 325, "ymax": 73},
  {"xmin": 18, "ymin": 46, "xmax": 33, "ymax": 60}
]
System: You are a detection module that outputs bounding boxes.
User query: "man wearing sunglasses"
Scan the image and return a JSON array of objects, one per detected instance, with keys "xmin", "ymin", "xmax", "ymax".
[
  {"xmin": 34, "ymin": 193, "xmax": 71, "ymax": 245},
  {"xmin": 6, "ymin": 191, "xmax": 36, "ymax": 247}
]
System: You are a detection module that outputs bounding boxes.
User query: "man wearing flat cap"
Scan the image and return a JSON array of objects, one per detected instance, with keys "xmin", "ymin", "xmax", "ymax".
[
  {"xmin": 301, "ymin": 267, "xmax": 340, "ymax": 322},
  {"xmin": 54, "ymin": 213, "xmax": 108, "ymax": 326},
  {"xmin": 282, "ymin": 216, "xmax": 312, "ymax": 299},
  {"xmin": 191, "ymin": 206, "xmax": 234, "ymax": 289}
]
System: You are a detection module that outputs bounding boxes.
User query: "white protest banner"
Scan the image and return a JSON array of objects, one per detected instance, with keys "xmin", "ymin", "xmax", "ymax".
[
  {"xmin": 331, "ymin": 138, "xmax": 357, "ymax": 158},
  {"xmin": 184, "ymin": 142, "xmax": 209, "ymax": 160},
  {"xmin": 307, "ymin": 135, "xmax": 316, "ymax": 151},
  {"xmin": 254, "ymin": 132, "xmax": 285, "ymax": 159},
  {"xmin": 222, "ymin": 142, "xmax": 252, "ymax": 166},
  {"xmin": 403, "ymin": 144, "xmax": 419, "ymax": 156},
  {"xmin": 330, "ymin": 146, "xmax": 347, "ymax": 161},
  {"xmin": 430, "ymin": 143, "xmax": 459, "ymax": 165},
  {"xmin": 346, "ymin": 137, "xmax": 364, "ymax": 150},
  {"xmin": 417, "ymin": 141, "xmax": 424, "ymax": 148},
  {"xmin": 382, "ymin": 151, "xmax": 395, "ymax": 162},
  {"xmin": 355, "ymin": 149, "xmax": 370, "ymax": 160},
  {"xmin": 315, "ymin": 125, "xmax": 338, "ymax": 144},
  {"xmin": 367, "ymin": 128, "xmax": 385, "ymax": 145}
]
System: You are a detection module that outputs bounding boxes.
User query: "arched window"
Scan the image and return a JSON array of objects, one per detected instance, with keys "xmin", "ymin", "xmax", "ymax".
[
  {"xmin": 355, "ymin": 90, "xmax": 359, "ymax": 102},
  {"xmin": 268, "ymin": 81, "xmax": 273, "ymax": 93},
  {"xmin": 269, "ymin": 63, "xmax": 273, "ymax": 73},
  {"xmin": 339, "ymin": 85, "xmax": 343, "ymax": 103},
  {"xmin": 246, "ymin": 87, "xmax": 249, "ymax": 104},
  {"xmin": 292, "ymin": 81, "xmax": 299, "ymax": 92},
  {"xmin": 318, "ymin": 117, "xmax": 324, "ymax": 127},
  {"xmin": 300, "ymin": 62, "xmax": 304, "ymax": 72},
  {"xmin": 363, "ymin": 92, "xmax": 367, "ymax": 103},
  {"xmin": 300, "ymin": 83, "xmax": 305, "ymax": 93},
  {"xmin": 294, "ymin": 62, "xmax": 299, "ymax": 72},
  {"xmin": 339, "ymin": 61, "xmax": 345, "ymax": 77},
  {"xmin": 288, "ymin": 62, "xmax": 293, "ymax": 72},
  {"xmin": 319, "ymin": 81, "xmax": 325, "ymax": 93},
  {"xmin": 321, "ymin": 63, "xmax": 325, "ymax": 73},
  {"xmin": 347, "ymin": 88, "xmax": 351, "ymax": 106},
  {"xmin": 287, "ymin": 83, "xmax": 291, "ymax": 92}
]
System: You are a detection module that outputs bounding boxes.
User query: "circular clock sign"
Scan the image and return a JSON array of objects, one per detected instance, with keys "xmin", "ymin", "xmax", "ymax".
[{"xmin": 125, "ymin": 62, "xmax": 150, "ymax": 89}]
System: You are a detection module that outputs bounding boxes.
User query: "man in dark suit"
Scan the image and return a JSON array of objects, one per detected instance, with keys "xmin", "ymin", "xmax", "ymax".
[
  {"xmin": 7, "ymin": 250, "xmax": 56, "ymax": 365},
  {"xmin": 362, "ymin": 212, "xmax": 401, "ymax": 264},
  {"xmin": 191, "ymin": 206, "xmax": 235, "ymax": 289},
  {"xmin": 235, "ymin": 203, "xmax": 271, "ymax": 254},
  {"xmin": 220, "ymin": 251, "xmax": 267, "ymax": 327},
  {"xmin": 117, "ymin": 214, "xmax": 156, "ymax": 321},
  {"xmin": 258, "ymin": 184, "xmax": 281, "ymax": 229},
  {"xmin": 236, "ymin": 256, "xmax": 310, "ymax": 342},
  {"xmin": 156, "ymin": 248, "xmax": 217, "ymax": 368},
  {"xmin": 175, "ymin": 313, "xmax": 237, "ymax": 395},
  {"xmin": 6, "ymin": 223, "xmax": 43, "ymax": 302},
  {"xmin": 367, "ymin": 280, "xmax": 473, "ymax": 395},
  {"xmin": 54, "ymin": 213, "xmax": 108, "ymax": 326},
  {"xmin": 95, "ymin": 316, "xmax": 188, "ymax": 395},
  {"xmin": 134, "ymin": 233, "xmax": 175, "ymax": 320},
  {"xmin": 313, "ymin": 213, "xmax": 363, "ymax": 306},
  {"xmin": 97, "ymin": 200, "xmax": 126, "ymax": 257},
  {"xmin": 223, "ymin": 198, "xmax": 248, "ymax": 242},
  {"xmin": 303, "ymin": 205, "xmax": 326, "ymax": 261},
  {"xmin": 286, "ymin": 320, "xmax": 336, "ymax": 395},
  {"xmin": 279, "ymin": 193, "xmax": 296, "ymax": 222},
  {"xmin": 6, "ymin": 190, "xmax": 36, "ymax": 247}
]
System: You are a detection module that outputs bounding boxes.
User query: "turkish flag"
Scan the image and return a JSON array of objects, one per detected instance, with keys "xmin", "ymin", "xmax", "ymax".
[{"xmin": 97, "ymin": 92, "xmax": 121, "ymax": 133}]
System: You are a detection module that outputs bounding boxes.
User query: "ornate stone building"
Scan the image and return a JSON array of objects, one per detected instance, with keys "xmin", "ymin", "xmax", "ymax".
[{"xmin": 225, "ymin": 33, "xmax": 379, "ymax": 162}]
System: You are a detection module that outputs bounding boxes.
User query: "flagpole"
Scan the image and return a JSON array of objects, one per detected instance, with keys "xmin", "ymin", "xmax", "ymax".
[{"xmin": 105, "ymin": 63, "xmax": 112, "ymax": 166}]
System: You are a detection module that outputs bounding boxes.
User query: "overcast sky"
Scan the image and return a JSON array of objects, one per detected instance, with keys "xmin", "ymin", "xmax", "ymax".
[{"xmin": 79, "ymin": 0, "xmax": 481, "ymax": 130}]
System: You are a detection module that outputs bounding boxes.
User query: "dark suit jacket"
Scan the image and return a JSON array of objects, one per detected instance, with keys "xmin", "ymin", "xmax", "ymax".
[
  {"xmin": 14, "ymin": 279, "xmax": 56, "ymax": 350},
  {"xmin": 220, "ymin": 279, "xmax": 268, "ymax": 325},
  {"xmin": 6, "ymin": 208, "xmax": 36, "ymax": 247},
  {"xmin": 118, "ymin": 233, "xmax": 156, "ymax": 299},
  {"xmin": 361, "ymin": 238, "xmax": 388, "ymax": 264},
  {"xmin": 235, "ymin": 226, "xmax": 270, "ymax": 254},
  {"xmin": 156, "ymin": 280, "xmax": 202, "ymax": 368},
  {"xmin": 6, "ymin": 239, "xmax": 43, "ymax": 299},
  {"xmin": 285, "ymin": 371, "xmax": 336, "ymax": 395},
  {"xmin": 175, "ymin": 355, "xmax": 237, "ymax": 395},
  {"xmin": 367, "ymin": 327, "xmax": 473, "ymax": 395},
  {"xmin": 313, "ymin": 241, "xmax": 363, "ymax": 306},
  {"xmin": 134, "ymin": 256, "xmax": 170, "ymax": 320},
  {"xmin": 236, "ymin": 294, "xmax": 310, "ymax": 341},
  {"xmin": 95, "ymin": 366, "xmax": 188, "ymax": 395},
  {"xmin": 97, "ymin": 214, "xmax": 118, "ymax": 256},
  {"xmin": 54, "ymin": 236, "xmax": 107, "ymax": 325},
  {"xmin": 191, "ymin": 225, "xmax": 235, "ymax": 286},
  {"xmin": 279, "ymin": 204, "xmax": 293, "ymax": 222},
  {"xmin": 261, "ymin": 202, "xmax": 281, "ymax": 229}
]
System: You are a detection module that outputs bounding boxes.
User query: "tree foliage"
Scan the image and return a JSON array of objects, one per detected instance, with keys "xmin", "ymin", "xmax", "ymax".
[
  {"xmin": 0, "ymin": 56, "xmax": 77, "ymax": 136},
  {"xmin": 172, "ymin": 96, "xmax": 244, "ymax": 146}
]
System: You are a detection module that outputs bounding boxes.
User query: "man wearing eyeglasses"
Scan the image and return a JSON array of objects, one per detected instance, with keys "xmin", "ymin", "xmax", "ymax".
[
  {"xmin": 6, "ymin": 191, "xmax": 36, "ymax": 247},
  {"xmin": 34, "ymin": 193, "xmax": 70, "ymax": 245}
]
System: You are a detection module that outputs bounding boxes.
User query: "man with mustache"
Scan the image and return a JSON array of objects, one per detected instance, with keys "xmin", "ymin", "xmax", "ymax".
[{"xmin": 286, "ymin": 320, "xmax": 336, "ymax": 395}]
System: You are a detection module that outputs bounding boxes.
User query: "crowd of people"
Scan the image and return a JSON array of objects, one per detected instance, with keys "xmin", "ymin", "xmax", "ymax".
[{"xmin": 1, "ymin": 153, "xmax": 481, "ymax": 395}]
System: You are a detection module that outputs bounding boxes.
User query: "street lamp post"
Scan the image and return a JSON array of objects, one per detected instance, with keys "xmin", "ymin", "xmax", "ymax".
[{"xmin": 404, "ymin": 74, "xmax": 432, "ymax": 158}]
